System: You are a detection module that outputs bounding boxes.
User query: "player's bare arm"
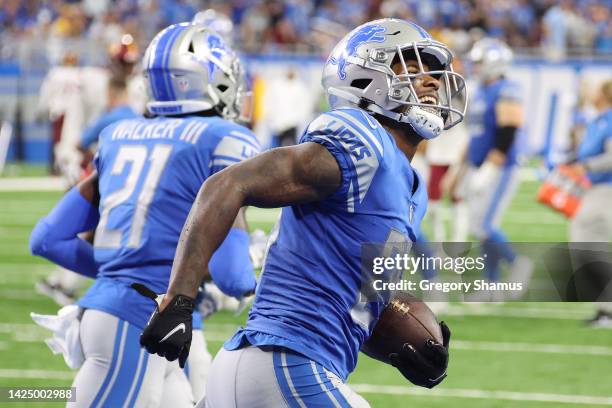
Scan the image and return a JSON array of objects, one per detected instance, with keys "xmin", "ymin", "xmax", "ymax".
[
  {"xmin": 163, "ymin": 142, "xmax": 341, "ymax": 302},
  {"xmin": 76, "ymin": 171, "xmax": 100, "ymax": 205},
  {"xmin": 486, "ymin": 99, "xmax": 524, "ymax": 165}
]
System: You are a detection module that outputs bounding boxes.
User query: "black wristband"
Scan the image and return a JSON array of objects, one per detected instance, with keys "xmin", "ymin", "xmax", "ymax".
[
  {"xmin": 165, "ymin": 294, "xmax": 195, "ymax": 313},
  {"xmin": 494, "ymin": 126, "xmax": 517, "ymax": 154}
]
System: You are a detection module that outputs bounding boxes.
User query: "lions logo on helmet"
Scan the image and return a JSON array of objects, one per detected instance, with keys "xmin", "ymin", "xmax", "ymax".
[
  {"xmin": 322, "ymin": 18, "xmax": 467, "ymax": 140},
  {"xmin": 329, "ymin": 24, "xmax": 386, "ymax": 80},
  {"xmin": 206, "ymin": 33, "xmax": 230, "ymax": 79}
]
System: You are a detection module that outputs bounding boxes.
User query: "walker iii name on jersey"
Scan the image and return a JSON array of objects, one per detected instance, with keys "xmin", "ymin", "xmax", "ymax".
[{"xmin": 78, "ymin": 115, "xmax": 260, "ymax": 330}]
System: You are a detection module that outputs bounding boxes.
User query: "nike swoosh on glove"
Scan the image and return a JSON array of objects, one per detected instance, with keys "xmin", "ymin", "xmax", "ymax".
[
  {"xmin": 132, "ymin": 283, "xmax": 195, "ymax": 368},
  {"xmin": 389, "ymin": 321, "xmax": 451, "ymax": 388}
]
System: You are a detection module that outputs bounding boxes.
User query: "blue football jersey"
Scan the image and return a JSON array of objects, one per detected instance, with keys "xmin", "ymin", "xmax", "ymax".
[
  {"xmin": 224, "ymin": 107, "xmax": 427, "ymax": 380},
  {"xmin": 467, "ymin": 78, "xmax": 521, "ymax": 167},
  {"xmin": 77, "ymin": 115, "xmax": 260, "ymax": 329},
  {"xmin": 578, "ymin": 109, "xmax": 612, "ymax": 184}
]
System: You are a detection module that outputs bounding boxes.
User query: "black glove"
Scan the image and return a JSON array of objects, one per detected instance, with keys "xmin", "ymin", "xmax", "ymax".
[
  {"xmin": 389, "ymin": 321, "xmax": 451, "ymax": 389},
  {"xmin": 131, "ymin": 283, "xmax": 195, "ymax": 368}
]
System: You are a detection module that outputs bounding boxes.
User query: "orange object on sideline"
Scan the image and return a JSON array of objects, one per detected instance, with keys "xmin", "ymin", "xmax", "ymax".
[{"xmin": 537, "ymin": 165, "xmax": 591, "ymax": 218}]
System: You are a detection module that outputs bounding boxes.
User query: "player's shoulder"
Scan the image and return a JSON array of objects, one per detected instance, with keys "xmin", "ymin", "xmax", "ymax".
[
  {"xmin": 207, "ymin": 118, "xmax": 260, "ymax": 153},
  {"xmin": 301, "ymin": 107, "xmax": 386, "ymax": 161},
  {"xmin": 206, "ymin": 118, "xmax": 258, "ymax": 144},
  {"xmin": 496, "ymin": 78, "xmax": 522, "ymax": 101},
  {"xmin": 592, "ymin": 109, "xmax": 612, "ymax": 137},
  {"xmin": 205, "ymin": 119, "xmax": 260, "ymax": 172}
]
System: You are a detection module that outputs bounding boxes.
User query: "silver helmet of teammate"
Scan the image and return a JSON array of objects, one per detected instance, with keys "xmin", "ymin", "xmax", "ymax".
[
  {"xmin": 142, "ymin": 23, "xmax": 242, "ymax": 119},
  {"xmin": 192, "ymin": 9, "xmax": 234, "ymax": 45},
  {"xmin": 468, "ymin": 38, "xmax": 513, "ymax": 82},
  {"xmin": 322, "ymin": 18, "xmax": 467, "ymax": 139},
  {"xmin": 191, "ymin": 11, "xmax": 251, "ymax": 123}
]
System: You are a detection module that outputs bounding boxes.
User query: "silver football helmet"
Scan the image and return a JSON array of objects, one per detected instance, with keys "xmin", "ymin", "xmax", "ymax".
[
  {"xmin": 468, "ymin": 38, "xmax": 513, "ymax": 82},
  {"xmin": 190, "ymin": 12, "xmax": 251, "ymax": 122},
  {"xmin": 142, "ymin": 23, "xmax": 242, "ymax": 119},
  {"xmin": 322, "ymin": 18, "xmax": 467, "ymax": 139}
]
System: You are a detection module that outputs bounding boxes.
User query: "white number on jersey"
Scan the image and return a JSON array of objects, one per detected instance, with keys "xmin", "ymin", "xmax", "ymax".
[{"xmin": 95, "ymin": 144, "xmax": 173, "ymax": 248}]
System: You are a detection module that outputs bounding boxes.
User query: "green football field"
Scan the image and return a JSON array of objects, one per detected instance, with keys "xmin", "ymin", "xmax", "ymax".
[{"xmin": 0, "ymin": 176, "xmax": 611, "ymax": 407}]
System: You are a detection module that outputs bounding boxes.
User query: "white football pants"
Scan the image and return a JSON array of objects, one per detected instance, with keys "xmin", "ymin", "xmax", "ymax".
[
  {"xmin": 69, "ymin": 309, "xmax": 194, "ymax": 408},
  {"xmin": 200, "ymin": 346, "xmax": 370, "ymax": 408}
]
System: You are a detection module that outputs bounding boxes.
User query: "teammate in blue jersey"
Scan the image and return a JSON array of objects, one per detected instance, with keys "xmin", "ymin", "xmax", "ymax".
[
  {"xmin": 30, "ymin": 23, "xmax": 258, "ymax": 407},
  {"xmin": 459, "ymin": 38, "xmax": 532, "ymax": 299},
  {"xmin": 140, "ymin": 19, "xmax": 466, "ymax": 407}
]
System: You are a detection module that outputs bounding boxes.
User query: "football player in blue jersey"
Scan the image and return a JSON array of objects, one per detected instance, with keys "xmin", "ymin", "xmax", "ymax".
[
  {"xmin": 140, "ymin": 18, "xmax": 466, "ymax": 407},
  {"xmin": 460, "ymin": 38, "xmax": 533, "ymax": 300},
  {"xmin": 30, "ymin": 23, "xmax": 259, "ymax": 407}
]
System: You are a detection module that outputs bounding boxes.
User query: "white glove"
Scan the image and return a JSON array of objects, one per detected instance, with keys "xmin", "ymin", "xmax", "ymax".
[{"xmin": 31, "ymin": 305, "xmax": 84, "ymax": 369}]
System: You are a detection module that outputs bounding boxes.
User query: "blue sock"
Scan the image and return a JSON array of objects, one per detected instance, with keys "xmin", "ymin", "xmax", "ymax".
[
  {"xmin": 488, "ymin": 229, "xmax": 516, "ymax": 263},
  {"xmin": 482, "ymin": 238, "xmax": 501, "ymax": 282}
]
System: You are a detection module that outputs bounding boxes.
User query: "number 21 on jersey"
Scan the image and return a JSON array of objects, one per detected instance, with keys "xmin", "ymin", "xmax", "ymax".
[{"xmin": 95, "ymin": 144, "xmax": 172, "ymax": 249}]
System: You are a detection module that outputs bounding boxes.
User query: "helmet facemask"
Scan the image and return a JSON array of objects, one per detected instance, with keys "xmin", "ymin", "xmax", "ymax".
[
  {"xmin": 365, "ymin": 41, "xmax": 467, "ymax": 139},
  {"xmin": 227, "ymin": 59, "xmax": 253, "ymax": 124}
]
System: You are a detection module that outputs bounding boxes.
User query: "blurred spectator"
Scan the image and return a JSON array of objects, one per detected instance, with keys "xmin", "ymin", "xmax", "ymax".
[
  {"xmin": 37, "ymin": 49, "xmax": 108, "ymax": 183},
  {"xmin": 79, "ymin": 75, "xmax": 138, "ymax": 152},
  {"xmin": 262, "ymin": 67, "xmax": 313, "ymax": 147},
  {"xmin": 37, "ymin": 50, "xmax": 85, "ymax": 177}
]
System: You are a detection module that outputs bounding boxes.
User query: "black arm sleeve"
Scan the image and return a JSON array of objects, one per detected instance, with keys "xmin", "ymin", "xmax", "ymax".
[{"xmin": 494, "ymin": 126, "xmax": 518, "ymax": 154}]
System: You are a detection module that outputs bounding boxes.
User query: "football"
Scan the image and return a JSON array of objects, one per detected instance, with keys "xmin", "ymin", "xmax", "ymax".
[{"xmin": 361, "ymin": 292, "xmax": 443, "ymax": 364}]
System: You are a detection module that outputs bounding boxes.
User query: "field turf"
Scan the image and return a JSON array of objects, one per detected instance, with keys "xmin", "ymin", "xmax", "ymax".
[{"xmin": 0, "ymin": 177, "xmax": 611, "ymax": 407}]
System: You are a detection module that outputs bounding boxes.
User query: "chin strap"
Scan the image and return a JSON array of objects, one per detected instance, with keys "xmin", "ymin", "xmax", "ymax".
[{"xmin": 327, "ymin": 87, "xmax": 444, "ymax": 140}]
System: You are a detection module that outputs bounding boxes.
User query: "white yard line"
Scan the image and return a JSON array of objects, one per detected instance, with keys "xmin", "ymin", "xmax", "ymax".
[
  {"xmin": 351, "ymin": 384, "xmax": 612, "ymax": 406},
  {"xmin": 0, "ymin": 289, "xmax": 45, "ymax": 300},
  {"xmin": 443, "ymin": 304, "xmax": 592, "ymax": 320},
  {"xmin": 452, "ymin": 340, "xmax": 612, "ymax": 356},
  {"xmin": 0, "ymin": 177, "xmax": 64, "ymax": 192},
  {"xmin": 0, "ymin": 369, "xmax": 73, "ymax": 380}
]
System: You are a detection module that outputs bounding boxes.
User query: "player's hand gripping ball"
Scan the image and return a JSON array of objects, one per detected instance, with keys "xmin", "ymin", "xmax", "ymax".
[
  {"xmin": 361, "ymin": 292, "xmax": 451, "ymax": 388},
  {"xmin": 132, "ymin": 283, "xmax": 195, "ymax": 368}
]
